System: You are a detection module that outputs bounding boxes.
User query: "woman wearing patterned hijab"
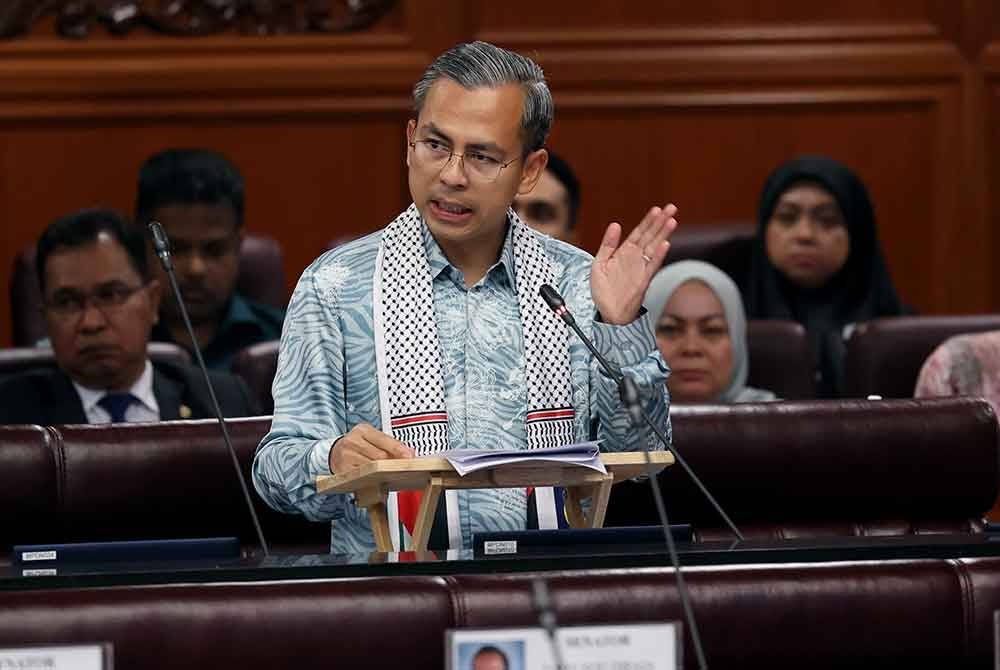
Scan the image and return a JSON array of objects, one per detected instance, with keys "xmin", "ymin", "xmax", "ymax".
[
  {"xmin": 646, "ymin": 260, "xmax": 776, "ymax": 403},
  {"xmin": 741, "ymin": 155, "xmax": 906, "ymax": 397}
]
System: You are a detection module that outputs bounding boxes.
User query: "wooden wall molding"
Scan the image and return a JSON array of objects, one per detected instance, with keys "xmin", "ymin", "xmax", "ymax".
[
  {"xmin": 553, "ymin": 84, "xmax": 956, "ymax": 111},
  {"xmin": 0, "ymin": 37, "xmax": 963, "ymax": 122},
  {"xmin": 0, "ymin": 1, "xmax": 397, "ymax": 40},
  {"xmin": 480, "ymin": 22, "xmax": 945, "ymax": 48},
  {"xmin": 0, "ymin": 38, "xmax": 427, "ymax": 116},
  {"xmin": 519, "ymin": 42, "xmax": 965, "ymax": 87}
]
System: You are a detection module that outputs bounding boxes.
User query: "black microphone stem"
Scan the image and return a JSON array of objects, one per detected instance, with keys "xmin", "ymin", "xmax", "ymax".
[
  {"xmin": 547, "ymin": 293, "xmax": 742, "ymax": 541},
  {"xmin": 149, "ymin": 223, "xmax": 270, "ymax": 558},
  {"xmin": 621, "ymin": 376, "xmax": 708, "ymax": 670}
]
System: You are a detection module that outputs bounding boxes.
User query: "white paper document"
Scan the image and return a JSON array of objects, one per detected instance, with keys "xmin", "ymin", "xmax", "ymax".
[{"xmin": 442, "ymin": 441, "xmax": 606, "ymax": 476}]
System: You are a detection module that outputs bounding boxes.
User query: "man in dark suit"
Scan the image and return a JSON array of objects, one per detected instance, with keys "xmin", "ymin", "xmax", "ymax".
[{"xmin": 0, "ymin": 208, "xmax": 258, "ymax": 425}]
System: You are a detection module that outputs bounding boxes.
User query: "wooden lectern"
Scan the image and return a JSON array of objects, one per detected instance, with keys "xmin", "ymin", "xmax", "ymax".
[{"xmin": 316, "ymin": 451, "xmax": 674, "ymax": 552}]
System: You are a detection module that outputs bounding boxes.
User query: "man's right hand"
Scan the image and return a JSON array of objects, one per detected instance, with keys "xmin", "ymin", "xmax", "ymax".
[{"xmin": 329, "ymin": 423, "xmax": 415, "ymax": 473}]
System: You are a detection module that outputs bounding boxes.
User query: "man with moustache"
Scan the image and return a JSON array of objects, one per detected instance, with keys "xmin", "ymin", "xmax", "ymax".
[
  {"xmin": 253, "ymin": 41, "xmax": 677, "ymax": 554},
  {"xmin": 0, "ymin": 209, "xmax": 258, "ymax": 424}
]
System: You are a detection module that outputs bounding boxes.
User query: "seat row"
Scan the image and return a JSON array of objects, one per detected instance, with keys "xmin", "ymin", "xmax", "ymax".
[
  {"xmin": 0, "ymin": 396, "xmax": 993, "ymax": 559},
  {"xmin": 229, "ymin": 313, "xmax": 1000, "ymax": 405},
  {"xmin": 0, "ymin": 557, "xmax": 998, "ymax": 669}
]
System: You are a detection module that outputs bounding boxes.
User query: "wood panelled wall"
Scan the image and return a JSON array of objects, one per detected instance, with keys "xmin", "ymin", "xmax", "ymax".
[{"xmin": 0, "ymin": 1, "xmax": 996, "ymax": 345}]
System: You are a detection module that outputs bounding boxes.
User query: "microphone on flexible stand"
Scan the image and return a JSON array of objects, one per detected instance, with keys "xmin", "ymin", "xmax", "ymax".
[
  {"xmin": 148, "ymin": 221, "xmax": 270, "ymax": 558},
  {"xmin": 539, "ymin": 284, "xmax": 742, "ymax": 540},
  {"xmin": 531, "ymin": 579, "xmax": 567, "ymax": 669},
  {"xmin": 539, "ymin": 283, "xmax": 738, "ymax": 670}
]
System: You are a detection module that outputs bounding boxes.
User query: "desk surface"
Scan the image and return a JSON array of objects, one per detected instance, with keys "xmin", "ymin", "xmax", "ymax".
[{"xmin": 4, "ymin": 533, "xmax": 1000, "ymax": 592}]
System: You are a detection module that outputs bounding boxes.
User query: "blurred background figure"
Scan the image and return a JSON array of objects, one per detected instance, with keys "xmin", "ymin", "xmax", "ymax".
[
  {"xmin": 512, "ymin": 150, "xmax": 580, "ymax": 244},
  {"xmin": 740, "ymin": 155, "xmax": 907, "ymax": 397},
  {"xmin": 915, "ymin": 331, "xmax": 1000, "ymax": 417},
  {"xmin": 135, "ymin": 149, "xmax": 285, "ymax": 370},
  {"xmin": 646, "ymin": 260, "xmax": 776, "ymax": 403}
]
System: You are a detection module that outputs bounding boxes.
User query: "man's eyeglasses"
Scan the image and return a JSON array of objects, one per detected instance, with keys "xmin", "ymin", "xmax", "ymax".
[
  {"xmin": 44, "ymin": 282, "xmax": 146, "ymax": 319},
  {"xmin": 409, "ymin": 139, "xmax": 519, "ymax": 183}
]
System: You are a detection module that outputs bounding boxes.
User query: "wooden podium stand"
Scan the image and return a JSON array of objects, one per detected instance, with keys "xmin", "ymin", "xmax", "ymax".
[{"xmin": 316, "ymin": 451, "xmax": 674, "ymax": 552}]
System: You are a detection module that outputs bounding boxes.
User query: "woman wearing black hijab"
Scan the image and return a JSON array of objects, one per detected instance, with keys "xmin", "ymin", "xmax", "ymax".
[{"xmin": 741, "ymin": 155, "xmax": 906, "ymax": 397}]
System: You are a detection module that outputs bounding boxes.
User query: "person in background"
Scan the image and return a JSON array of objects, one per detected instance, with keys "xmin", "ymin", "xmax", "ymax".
[
  {"xmin": 0, "ymin": 209, "xmax": 258, "ymax": 424},
  {"xmin": 646, "ymin": 260, "xmax": 776, "ymax": 403},
  {"xmin": 915, "ymin": 331, "xmax": 1000, "ymax": 417},
  {"xmin": 135, "ymin": 148, "xmax": 284, "ymax": 370},
  {"xmin": 740, "ymin": 155, "xmax": 906, "ymax": 397},
  {"xmin": 512, "ymin": 150, "xmax": 580, "ymax": 244}
]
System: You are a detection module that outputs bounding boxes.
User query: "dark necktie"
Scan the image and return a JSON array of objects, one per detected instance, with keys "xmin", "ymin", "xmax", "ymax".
[{"xmin": 97, "ymin": 393, "xmax": 138, "ymax": 424}]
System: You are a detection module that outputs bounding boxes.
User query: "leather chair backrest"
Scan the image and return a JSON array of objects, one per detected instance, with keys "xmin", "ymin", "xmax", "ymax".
[
  {"xmin": 844, "ymin": 315, "xmax": 1000, "ymax": 398},
  {"xmin": 664, "ymin": 221, "xmax": 755, "ymax": 281},
  {"xmin": 607, "ymin": 397, "xmax": 999, "ymax": 538},
  {"xmin": 746, "ymin": 319, "xmax": 814, "ymax": 398},
  {"xmin": 0, "ymin": 560, "xmax": 996, "ymax": 669},
  {"xmin": 451, "ymin": 560, "xmax": 988, "ymax": 669},
  {"xmin": 0, "ymin": 343, "xmax": 190, "ymax": 384},
  {"xmin": 237, "ymin": 234, "xmax": 286, "ymax": 311},
  {"xmin": 9, "ymin": 234, "xmax": 286, "ymax": 346},
  {"xmin": 231, "ymin": 340, "xmax": 280, "ymax": 414},
  {"xmin": 52, "ymin": 417, "xmax": 327, "ymax": 554},
  {"xmin": 0, "ymin": 578, "xmax": 453, "ymax": 670},
  {"xmin": 0, "ymin": 425, "xmax": 59, "ymax": 551}
]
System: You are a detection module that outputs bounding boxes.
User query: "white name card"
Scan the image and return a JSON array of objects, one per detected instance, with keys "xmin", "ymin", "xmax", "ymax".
[
  {"xmin": 447, "ymin": 622, "xmax": 680, "ymax": 670},
  {"xmin": 0, "ymin": 644, "xmax": 110, "ymax": 670}
]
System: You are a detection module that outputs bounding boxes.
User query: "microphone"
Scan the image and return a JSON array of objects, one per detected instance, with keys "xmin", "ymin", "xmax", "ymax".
[
  {"xmin": 147, "ymin": 221, "xmax": 270, "ymax": 558},
  {"xmin": 149, "ymin": 222, "xmax": 173, "ymax": 272},
  {"xmin": 531, "ymin": 579, "xmax": 567, "ymax": 669},
  {"xmin": 540, "ymin": 283, "xmax": 739, "ymax": 670},
  {"xmin": 540, "ymin": 284, "xmax": 742, "ymax": 541}
]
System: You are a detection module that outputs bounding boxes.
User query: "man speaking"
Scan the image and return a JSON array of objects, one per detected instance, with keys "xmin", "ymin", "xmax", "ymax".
[{"xmin": 253, "ymin": 41, "xmax": 676, "ymax": 553}]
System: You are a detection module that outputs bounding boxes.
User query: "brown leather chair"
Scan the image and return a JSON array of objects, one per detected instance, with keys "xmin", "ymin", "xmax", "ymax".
[
  {"xmin": 0, "ymin": 425, "xmax": 60, "ymax": 552},
  {"xmin": 231, "ymin": 340, "xmax": 280, "ymax": 414},
  {"xmin": 664, "ymin": 221, "xmax": 755, "ymax": 281},
  {"xmin": 52, "ymin": 417, "xmax": 328, "ymax": 556},
  {"xmin": 452, "ymin": 559, "xmax": 996, "ymax": 669},
  {"xmin": 0, "ymin": 560, "xmax": 996, "ymax": 669},
  {"xmin": 9, "ymin": 233, "xmax": 287, "ymax": 346},
  {"xmin": 0, "ymin": 343, "xmax": 190, "ymax": 383},
  {"xmin": 237, "ymin": 234, "xmax": 286, "ymax": 311},
  {"xmin": 0, "ymin": 578, "xmax": 454, "ymax": 670},
  {"xmin": 844, "ymin": 315, "xmax": 1000, "ymax": 398},
  {"xmin": 606, "ymin": 397, "xmax": 999, "ymax": 539},
  {"xmin": 746, "ymin": 319, "xmax": 814, "ymax": 398}
]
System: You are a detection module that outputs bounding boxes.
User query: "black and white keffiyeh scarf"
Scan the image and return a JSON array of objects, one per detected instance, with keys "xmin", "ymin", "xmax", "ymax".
[{"xmin": 372, "ymin": 204, "xmax": 576, "ymax": 549}]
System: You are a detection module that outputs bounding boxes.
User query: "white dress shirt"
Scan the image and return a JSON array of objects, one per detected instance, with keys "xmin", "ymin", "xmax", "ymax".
[{"xmin": 72, "ymin": 359, "xmax": 160, "ymax": 424}]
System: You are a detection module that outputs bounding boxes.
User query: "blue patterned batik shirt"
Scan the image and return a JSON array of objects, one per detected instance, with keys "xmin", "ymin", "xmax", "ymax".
[{"xmin": 252, "ymin": 207, "xmax": 671, "ymax": 554}]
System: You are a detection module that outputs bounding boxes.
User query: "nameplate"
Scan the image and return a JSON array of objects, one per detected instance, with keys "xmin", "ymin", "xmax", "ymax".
[
  {"xmin": 21, "ymin": 569, "xmax": 58, "ymax": 577},
  {"xmin": 446, "ymin": 622, "xmax": 680, "ymax": 670},
  {"xmin": 482, "ymin": 540, "xmax": 517, "ymax": 556},
  {"xmin": 0, "ymin": 644, "xmax": 111, "ymax": 670},
  {"xmin": 20, "ymin": 551, "xmax": 57, "ymax": 562}
]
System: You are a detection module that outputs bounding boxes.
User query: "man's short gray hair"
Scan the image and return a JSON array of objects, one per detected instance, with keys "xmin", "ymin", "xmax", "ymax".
[{"xmin": 413, "ymin": 41, "xmax": 553, "ymax": 154}]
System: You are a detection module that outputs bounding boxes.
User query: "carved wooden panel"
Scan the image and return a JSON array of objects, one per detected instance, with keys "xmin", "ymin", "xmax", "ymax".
[{"xmin": 0, "ymin": 0, "xmax": 397, "ymax": 39}]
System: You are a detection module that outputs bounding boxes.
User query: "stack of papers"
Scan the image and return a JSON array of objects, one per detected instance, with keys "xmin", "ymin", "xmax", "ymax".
[{"xmin": 442, "ymin": 441, "xmax": 606, "ymax": 476}]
